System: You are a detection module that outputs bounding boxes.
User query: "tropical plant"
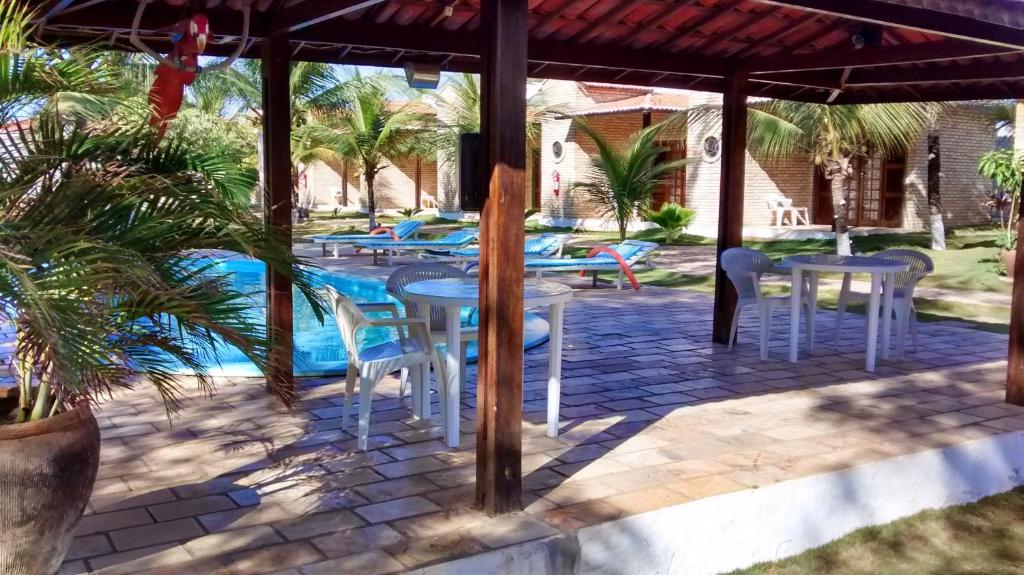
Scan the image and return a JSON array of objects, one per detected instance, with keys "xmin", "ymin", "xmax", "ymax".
[
  {"xmin": 688, "ymin": 100, "xmax": 937, "ymax": 255},
  {"xmin": 331, "ymin": 76, "xmax": 433, "ymax": 229},
  {"xmin": 432, "ymin": 72, "xmax": 567, "ymax": 176},
  {"xmin": 398, "ymin": 207, "xmax": 423, "ymax": 219},
  {"xmin": 0, "ymin": 8, "xmax": 324, "ymax": 423},
  {"xmin": 979, "ymin": 149, "xmax": 1024, "ymax": 251},
  {"xmin": 646, "ymin": 202, "xmax": 695, "ymax": 244},
  {"xmin": 571, "ymin": 120, "xmax": 689, "ymax": 241}
]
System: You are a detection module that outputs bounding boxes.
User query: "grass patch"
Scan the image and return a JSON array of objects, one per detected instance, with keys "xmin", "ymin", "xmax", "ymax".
[{"xmin": 730, "ymin": 487, "xmax": 1024, "ymax": 575}]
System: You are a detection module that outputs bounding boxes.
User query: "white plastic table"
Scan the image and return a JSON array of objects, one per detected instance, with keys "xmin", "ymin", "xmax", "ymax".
[
  {"xmin": 402, "ymin": 278, "xmax": 573, "ymax": 448},
  {"xmin": 784, "ymin": 254, "xmax": 909, "ymax": 372}
]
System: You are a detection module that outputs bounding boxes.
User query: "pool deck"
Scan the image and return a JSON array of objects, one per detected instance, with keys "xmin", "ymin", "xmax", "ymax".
[{"xmin": 54, "ymin": 247, "xmax": 1024, "ymax": 574}]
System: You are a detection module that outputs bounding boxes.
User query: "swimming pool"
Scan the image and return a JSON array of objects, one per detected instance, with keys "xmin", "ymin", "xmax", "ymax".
[{"xmin": 169, "ymin": 259, "xmax": 550, "ymax": 377}]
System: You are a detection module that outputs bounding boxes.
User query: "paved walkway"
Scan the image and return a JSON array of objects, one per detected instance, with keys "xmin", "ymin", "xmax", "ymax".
[{"xmin": 60, "ymin": 257, "xmax": 1020, "ymax": 574}]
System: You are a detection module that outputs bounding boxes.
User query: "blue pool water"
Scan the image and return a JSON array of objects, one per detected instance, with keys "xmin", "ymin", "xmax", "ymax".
[{"xmin": 170, "ymin": 259, "xmax": 550, "ymax": 377}]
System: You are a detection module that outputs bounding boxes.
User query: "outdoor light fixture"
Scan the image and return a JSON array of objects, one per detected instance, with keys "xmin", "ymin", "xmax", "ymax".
[{"xmin": 404, "ymin": 62, "xmax": 441, "ymax": 89}]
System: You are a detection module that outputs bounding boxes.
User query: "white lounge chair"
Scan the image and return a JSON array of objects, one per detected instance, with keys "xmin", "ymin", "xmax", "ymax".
[
  {"xmin": 835, "ymin": 249, "xmax": 933, "ymax": 355},
  {"xmin": 767, "ymin": 195, "xmax": 809, "ymax": 227},
  {"xmin": 526, "ymin": 239, "xmax": 657, "ymax": 290},
  {"xmin": 310, "ymin": 219, "xmax": 423, "ymax": 257},
  {"xmin": 325, "ymin": 286, "xmax": 444, "ymax": 451},
  {"xmin": 439, "ymin": 233, "xmax": 571, "ymax": 271},
  {"xmin": 722, "ymin": 247, "xmax": 813, "ymax": 360}
]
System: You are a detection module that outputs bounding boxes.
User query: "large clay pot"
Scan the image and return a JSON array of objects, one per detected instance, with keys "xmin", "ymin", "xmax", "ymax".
[
  {"xmin": 1003, "ymin": 249, "xmax": 1017, "ymax": 278},
  {"xmin": 0, "ymin": 400, "xmax": 100, "ymax": 575}
]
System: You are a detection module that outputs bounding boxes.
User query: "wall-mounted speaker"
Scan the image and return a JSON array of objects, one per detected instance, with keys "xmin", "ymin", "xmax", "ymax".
[
  {"xmin": 458, "ymin": 132, "xmax": 484, "ymax": 211},
  {"xmin": 404, "ymin": 62, "xmax": 441, "ymax": 89}
]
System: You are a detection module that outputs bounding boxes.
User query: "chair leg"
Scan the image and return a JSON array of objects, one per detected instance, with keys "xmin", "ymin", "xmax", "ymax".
[
  {"xmin": 728, "ymin": 303, "xmax": 741, "ymax": 351},
  {"xmin": 418, "ymin": 362, "xmax": 431, "ymax": 419},
  {"xmin": 759, "ymin": 305, "xmax": 772, "ymax": 361},
  {"xmin": 357, "ymin": 365, "xmax": 379, "ymax": 451},
  {"xmin": 835, "ymin": 273, "xmax": 852, "ymax": 344},
  {"xmin": 910, "ymin": 304, "xmax": 919, "ymax": 351},
  {"xmin": 342, "ymin": 365, "xmax": 358, "ymax": 432},
  {"xmin": 398, "ymin": 367, "xmax": 409, "ymax": 405},
  {"xmin": 616, "ymin": 270, "xmax": 624, "ymax": 290},
  {"xmin": 893, "ymin": 300, "xmax": 910, "ymax": 358}
]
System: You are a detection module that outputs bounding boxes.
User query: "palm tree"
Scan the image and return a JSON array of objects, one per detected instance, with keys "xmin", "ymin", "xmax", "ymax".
[
  {"xmin": 0, "ymin": 4, "xmax": 323, "ymax": 422},
  {"xmin": 432, "ymin": 72, "xmax": 566, "ymax": 169},
  {"xmin": 572, "ymin": 120, "xmax": 689, "ymax": 241},
  {"xmin": 711, "ymin": 100, "xmax": 937, "ymax": 255},
  {"xmin": 332, "ymin": 76, "xmax": 432, "ymax": 229}
]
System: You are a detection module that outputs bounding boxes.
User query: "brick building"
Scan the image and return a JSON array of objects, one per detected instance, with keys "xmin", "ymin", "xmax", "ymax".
[{"xmin": 300, "ymin": 80, "xmax": 1002, "ymax": 236}]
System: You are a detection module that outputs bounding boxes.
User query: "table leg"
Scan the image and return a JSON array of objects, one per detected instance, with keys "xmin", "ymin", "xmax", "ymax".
[
  {"xmin": 807, "ymin": 271, "xmax": 819, "ymax": 352},
  {"xmin": 443, "ymin": 305, "xmax": 461, "ymax": 448},
  {"xmin": 865, "ymin": 273, "xmax": 882, "ymax": 372},
  {"xmin": 789, "ymin": 266, "xmax": 802, "ymax": 363},
  {"xmin": 880, "ymin": 271, "xmax": 896, "ymax": 360},
  {"xmin": 547, "ymin": 302, "xmax": 565, "ymax": 438},
  {"xmin": 333, "ymin": 243, "xmax": 339, "ymax": 258}
]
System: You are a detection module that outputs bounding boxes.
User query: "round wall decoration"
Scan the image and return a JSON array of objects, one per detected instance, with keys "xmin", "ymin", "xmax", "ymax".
[
  {"xmin": 551, "ymin": 140, "xmax": 565, "ymax": 163},
  {"xmin": 702, "ymin": 134, "xmax": 722, "ymax": 163}
]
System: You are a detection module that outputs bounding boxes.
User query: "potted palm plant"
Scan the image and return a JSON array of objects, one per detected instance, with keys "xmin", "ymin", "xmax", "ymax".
[
  {"xmin": 978, "ymin": 149, "xmax": 1023, "ymax": 276},
  {"xmin": 0, "ymin": 5, "xmax": 323, "ymax": 572}
]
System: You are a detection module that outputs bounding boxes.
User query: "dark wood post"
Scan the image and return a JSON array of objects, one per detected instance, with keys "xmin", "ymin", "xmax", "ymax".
[
  {"xmin": 414, "ymin": 155, "xmax": 422, "ymax": 209},
  {"xmin": 262, "ymin": 24, "xmax": 294, "ymax": 393},
  {"xmin": 642, "ymin": 110, "xmax": 652, "ymax": 128},
  {"xmin": 711, "ymin": 75, "xmax": 748, "ymax": 344},
  {"xmin": 1007, "ymin": 213, "xmax": 1024, "ymax": 405},
  {"xmin": 476, "ymin": 0, "xmax": 527, "ymax": 515}
]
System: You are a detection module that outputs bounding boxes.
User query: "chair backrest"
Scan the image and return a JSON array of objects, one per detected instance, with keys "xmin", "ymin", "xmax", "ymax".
[
  {"xmin": 386, "ymin": 263, "xmax": 468, "ymax": 331},
  {"xmin": 392, "ymin": 220, "xmax": 424, "ymax": 239},
  {"xmin": 526, "ymin": 234, "xmax": 571, "ymax": 256},
  {"xmin": 324, "ymin": 285, "xmax": 365, "ymax": 364},
  {"xmin": 766, "ymin": 195, "xmax": 783, "ymax": 210},
  {"xmin": 596, "ymin": 240, "xmax": 658, "ymax": 263},
  {"xmin": 721, "ymin": 247, "xmax": 775, "ymax": 300},
  {"xmin": 874, "ymin": 249, "xmax": 934, "ymax": 290},
  {"xmin": 439, "ymin": 228, "xmax": 479, "ymax": 244}
]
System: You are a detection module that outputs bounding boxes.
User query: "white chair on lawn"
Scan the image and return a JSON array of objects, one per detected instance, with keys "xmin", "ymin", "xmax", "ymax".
[
  {"xmin": 722, "ymin": 247, "xmax": 813, "ymax": 360},
  {"xmin": 386, "ymin": 263, "xmax": 479, "ymax": 396},
  {"xmin": 325, "ymin": 286, "xmax": 444, "ymax": 451},
  {"xmin": 835, "ymin": 249, "xmax": 933, "ymax": 355}
]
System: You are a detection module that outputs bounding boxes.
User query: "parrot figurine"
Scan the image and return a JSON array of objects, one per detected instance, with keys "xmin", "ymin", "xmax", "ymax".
[{"xmin": 147, "ymin": 12, "xmax": 210, "ymax": 138}]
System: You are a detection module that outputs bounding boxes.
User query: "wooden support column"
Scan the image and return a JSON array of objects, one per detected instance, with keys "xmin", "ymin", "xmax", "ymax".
[
  {"xmin": 1007, "ymin": 213, "xmax": 1024, "ymax": 404},
  {"xmin": 262, "ymin": 25, "xmax": 294, "ymax": 393},
  {"xmin": 476, "ymin": 0, "xmax": 527, "ymax": 515},
  {"xmin": 414, "ymin": 156, "xmax": 422, "ymax": 209},
  {"xmin": 712, "ymin": 75, "xmax": 748, "ymax": 344}
]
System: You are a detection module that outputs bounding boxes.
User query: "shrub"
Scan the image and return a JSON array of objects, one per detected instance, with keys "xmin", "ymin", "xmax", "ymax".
[{"xmin": 646, "ymin": 203, "xmax": 695, "ymax": 244}]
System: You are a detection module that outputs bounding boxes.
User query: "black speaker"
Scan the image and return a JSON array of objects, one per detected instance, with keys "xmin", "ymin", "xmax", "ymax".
[{"xmin": 458, "ymin": 132, "xmax": 484, "ymax": 211}]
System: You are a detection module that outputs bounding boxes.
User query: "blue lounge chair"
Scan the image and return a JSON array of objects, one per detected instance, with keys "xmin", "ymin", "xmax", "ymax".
[
  {"xmin": 525, "ymin": 239, "xmax": 658, "ymax": 290},
  {"xmin": 356, "ymin": 228, "xmax": 480, "ymax": 266},
  {"xmin": 446, "ymin": 234, "xmax": 572, "ymax": 272},
  {"xmin": 309, "ymin": 219, "xmax": 423, "ymax": 257}
]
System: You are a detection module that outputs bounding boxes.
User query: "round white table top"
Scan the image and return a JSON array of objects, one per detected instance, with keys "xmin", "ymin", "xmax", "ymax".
[
  {"xmin": 403, "ymin": 277, "xmax": 573, "ymax": 308},
  {"xmin": 784, "ymin": 254, "xmax": 909, "ymax": 274}
]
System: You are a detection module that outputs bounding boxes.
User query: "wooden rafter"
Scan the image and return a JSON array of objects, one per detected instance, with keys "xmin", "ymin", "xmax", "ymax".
[
  {"xmin": 650, "ymin": 0, "xmax": 737, "ymax": 51},
  {"xmin": 751, "ymin": 0, "xmax": 1024, "ymax": 50}
]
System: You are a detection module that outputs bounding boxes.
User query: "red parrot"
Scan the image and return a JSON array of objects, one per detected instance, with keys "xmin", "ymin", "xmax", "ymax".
[{"xmin": 148, "ymin": 12, "xmax": 210, "ymax": 138}]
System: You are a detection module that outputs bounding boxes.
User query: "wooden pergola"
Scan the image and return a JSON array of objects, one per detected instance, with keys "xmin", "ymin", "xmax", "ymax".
[{"xmin": 31, "ymin": 0, "xmax": 1024, "ymax": 514}]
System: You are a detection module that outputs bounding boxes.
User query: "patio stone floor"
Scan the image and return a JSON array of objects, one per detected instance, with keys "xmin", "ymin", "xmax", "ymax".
[{"xmin": 56, "ymin": 250, "xmax": 1023, "ymax": 574}]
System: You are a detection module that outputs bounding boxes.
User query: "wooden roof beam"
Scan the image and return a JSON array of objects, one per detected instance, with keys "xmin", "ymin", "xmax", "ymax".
[
  {"xmin": 567, "ymin": 0, "xmax": 642, "ymax": 44},
  {"xmin": 618, "ymin": 1, "xmax": 683, "ymax": 46},
  {"xmin": 741, "ymin": 39, "xmax": 1018, "ymax": 73},
  {"xmin": 282, "ymin": 0, "xmax": 388, "ymax": 33},
  {"xmin": 750, "ymin": 0, "xmax": 1024, "ymax": 50},
  {"xmin": 696, "ymin": 6, "xmax": 780, "ymax": 55},
  {"xmin": 729, "ymin": 11, "xmax": 818, "ymax": 59}
]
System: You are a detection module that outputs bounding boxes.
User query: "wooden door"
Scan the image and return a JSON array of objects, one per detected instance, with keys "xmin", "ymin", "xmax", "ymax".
[
  {"xmin": 880, "ymin": 152, "xmax": 906, "ymax": 227},
  {"xmin": 653, "ymin": 140, "xmax": 686, "ymax": 210}
]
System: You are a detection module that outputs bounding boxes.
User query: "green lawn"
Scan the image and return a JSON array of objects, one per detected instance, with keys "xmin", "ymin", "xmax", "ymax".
[{"xmin": 730, "ymin": 487, "xmax": 1024, "ymax": 575}]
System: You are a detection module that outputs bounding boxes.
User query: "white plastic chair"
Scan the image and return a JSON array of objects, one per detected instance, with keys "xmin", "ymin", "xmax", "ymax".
[
  {"xmin": 386, "ymin": 263, "xmax": 479, "ymax": 398},
  {"xmin": 722, "ymin": 247, "xmax": 813, "ymax": 360},
  {"xmin": 835, "ymin": 249, "xmax": 934, "ymax": 355},
  {"xmin": 325, "ymin": 286, "xmax": 444, "ymax": 451}
]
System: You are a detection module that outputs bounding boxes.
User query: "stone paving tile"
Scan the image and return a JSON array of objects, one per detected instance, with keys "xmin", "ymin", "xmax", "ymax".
[{"xmin": 61, "ymin": 279, "xmax": 1021, "ymax": 574}]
